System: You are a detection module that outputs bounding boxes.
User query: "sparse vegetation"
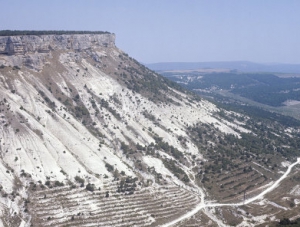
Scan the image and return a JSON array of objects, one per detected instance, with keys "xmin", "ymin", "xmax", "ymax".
[{"xmin": 162, "ymin": 159, "xmax": 190, "ymax": 183}]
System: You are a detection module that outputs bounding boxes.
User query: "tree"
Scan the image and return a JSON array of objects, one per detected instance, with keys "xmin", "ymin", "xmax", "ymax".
[{"xmin": 85, "ymin": 183, "xmax": 95, "ymax": 192}]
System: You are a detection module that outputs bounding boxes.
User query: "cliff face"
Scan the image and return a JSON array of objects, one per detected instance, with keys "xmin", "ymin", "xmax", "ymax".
[
  {"xmin": 0, "ymin": 33, "xmax": 115, "ymax": 55},
  {"xmin": 0, "ymin": 34, "xmax": 115, "ymax": 71}
]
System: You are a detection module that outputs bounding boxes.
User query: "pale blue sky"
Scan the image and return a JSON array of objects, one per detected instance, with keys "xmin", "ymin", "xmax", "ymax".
[{"xmin": 1, "ymin": 0, "xmax": 300, "ymax": 64}]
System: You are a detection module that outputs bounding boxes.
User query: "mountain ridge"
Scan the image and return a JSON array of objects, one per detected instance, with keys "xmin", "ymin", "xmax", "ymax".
[
  {"xmin": 0, "ymin": 33, "xmax": 230, "ymax": 226},
  {"xmin": 0, "ymin": 33, "xmax": 299, "ymax": 227},
  {"xmin": 146, "ymin": 61, "xmax": 300, "ymax": 73}
]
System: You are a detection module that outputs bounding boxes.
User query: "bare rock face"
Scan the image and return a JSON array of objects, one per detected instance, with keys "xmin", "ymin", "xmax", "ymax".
[
  {"xmin": 0, "ymin": 34, "xmax": 115, "ymax": 70},
  {"xmin": 0, "ymin": 34, "xmax": 115, "ymax": 55}
]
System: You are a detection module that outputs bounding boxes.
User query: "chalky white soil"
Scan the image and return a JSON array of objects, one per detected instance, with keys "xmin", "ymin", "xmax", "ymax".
[{"xmin": 1, "ymin": 35, "xmax": 297, "ymax": 227}]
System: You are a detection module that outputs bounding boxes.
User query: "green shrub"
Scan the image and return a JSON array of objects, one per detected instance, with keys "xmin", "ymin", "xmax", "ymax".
[
  {"xmin": 105, "ymin": 163, "xmax": 114, "ymax": 172},
  {"xmin": 85, "ymin": 183, "xmax": 95, "ymax": 192},
  {"xmin": 54, "ymin": 181, "xmax": 64, "ymax": 187},
  {"xmin": 75, "ymin": 176, "xmax": 85, "ymax": 184}
]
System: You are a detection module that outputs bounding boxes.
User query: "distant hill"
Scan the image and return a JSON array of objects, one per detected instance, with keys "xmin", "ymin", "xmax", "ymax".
[{"xmin": 146, "ymin": 61, "xmax": 300, "ymax": 74}]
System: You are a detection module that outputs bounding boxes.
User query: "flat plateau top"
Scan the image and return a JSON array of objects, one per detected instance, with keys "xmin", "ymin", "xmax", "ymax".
[{"xmin": 0, "ymin": 30, "xmax": 111, "ymax": 36}]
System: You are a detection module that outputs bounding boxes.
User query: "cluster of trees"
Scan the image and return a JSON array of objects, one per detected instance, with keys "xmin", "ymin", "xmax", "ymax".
[
  {"xmin": 277, "ymin": 217, "xmax": 300, "ymax": 226},
  {"xmin": 153, "ymin": 136, "xmax": 183, "ymax": 159},
  {"xmin": 38, "ymin": 90, "xmax": 56, "ymax": 110},
  {"xmin": 44, "ymin": 180, "xmax": 64, "ymax": 188},
  {"xmin": 162, "ymin": 159, "xmax": 189, "ymax": 183},
  {"xmin": 191, "ymin": 116, "xmax": 299, "ymax": 174},
  {"xmin": 116, "ymin": 54, "xmax": 185, "ymax": 104},
  {"xmin": 142, "ymin": 111, "xmax": 156, "ymax": 122},
  {"xmin": 100, "ymin": 98, "xmax": 121, "ymax": 120},
  {"xmin": 74, "ymin": 106, "xmax": 89, "ymax": 118},
  {"xmin": 187, "ymin": 112, "xmax": 300, "ymax": 198},
  {"xmin": 116, "ymin": 177, "xmax": 138, "ymax": 194}
]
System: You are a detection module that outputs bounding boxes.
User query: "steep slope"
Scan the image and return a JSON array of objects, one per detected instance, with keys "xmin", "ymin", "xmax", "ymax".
[{"xmin": 0, "ymin": 32, "xmax": 299, "ymax": 227}]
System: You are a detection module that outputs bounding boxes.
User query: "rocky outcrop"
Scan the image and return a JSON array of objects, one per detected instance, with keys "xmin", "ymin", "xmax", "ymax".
[
  {"xmin": 0, "ymin": 33, "xmax": 115, "ymax": 55},
  {"xmin": 0, "ymin": 33, "xmax": 115, "ymax": 71}
]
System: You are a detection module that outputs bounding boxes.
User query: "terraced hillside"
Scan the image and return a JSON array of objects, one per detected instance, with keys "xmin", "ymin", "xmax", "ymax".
[
  {"xmin": 0, "ymin": 32, "xmax": 299, "ymax": 226},
  {"xmin": 28, "ymin": 178, "xmax": 199, "ymax": 227}
]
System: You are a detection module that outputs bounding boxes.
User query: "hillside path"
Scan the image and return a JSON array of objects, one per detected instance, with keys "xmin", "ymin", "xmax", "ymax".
[{"xmin": 162, "ymin": 157, "xmax": 300, "ymax": 227}]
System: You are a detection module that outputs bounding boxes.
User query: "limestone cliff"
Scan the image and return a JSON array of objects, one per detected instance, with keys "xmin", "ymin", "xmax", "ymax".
[
  {"xmin": 0, "ymin": 33, "xmax": 115, "ymax": 70},
  {"xmin": 0, "ymin": 33, "xmax": 115, "ymax": 54}
]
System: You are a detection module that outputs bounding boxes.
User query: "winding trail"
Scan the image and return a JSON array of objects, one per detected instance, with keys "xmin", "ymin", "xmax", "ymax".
[{"xmin": 162, "ymin": 157, "xmax": 300, "ymax": 227}]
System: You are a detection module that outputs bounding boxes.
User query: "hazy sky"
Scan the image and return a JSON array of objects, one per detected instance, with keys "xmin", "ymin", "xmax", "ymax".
[{"xmin": 1, "ymin": 0, "xmax": 300, "ymax": 64}]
